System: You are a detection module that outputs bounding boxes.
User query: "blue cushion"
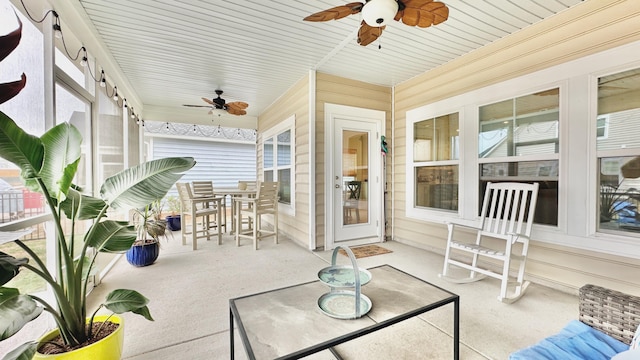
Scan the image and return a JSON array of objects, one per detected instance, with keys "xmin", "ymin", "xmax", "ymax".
[{"xmin": 509, "ymin": 320, "xmax": 628, "ymax": 360}]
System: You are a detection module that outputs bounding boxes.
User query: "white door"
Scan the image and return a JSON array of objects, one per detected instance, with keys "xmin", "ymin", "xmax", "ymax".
[{"xmin": 325, "ymin": 104, "xmax": 384, "ymax": 248}]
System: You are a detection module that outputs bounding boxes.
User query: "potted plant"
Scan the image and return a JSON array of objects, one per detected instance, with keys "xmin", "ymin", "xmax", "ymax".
[
  {"xmin": 164, "ymin": 195, "xmax": 181, "ymax": 231},
  {"xmin": 0, "ymin": 111, "xmax": 196, "ymax": 358},
  {"xmin": 599, "ymin": 181, "xmax": 640, "ymax": 223},
  {"xmin": 126, "ymin": 200, "xmax": 167, "ymax": 267}
]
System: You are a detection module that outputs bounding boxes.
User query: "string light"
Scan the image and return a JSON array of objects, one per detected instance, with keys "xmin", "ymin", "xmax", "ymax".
[
  {"xmin": 79, "ymin": 47, "xmax": 87, "ymax": 67},
  {"xmin": 16, "ymin": 1, "xmax": 189, "ymax": 128},
  {"xmin": 52, "ymin": 19, "xmax": 62, "ymax": 39},
  {"xmin": 144, "ymin": 121, "xmax": 257, "ymax": 141},
  {"xmin": 18, "ymin": 2, "xmax": 140, "ymax": 122}
]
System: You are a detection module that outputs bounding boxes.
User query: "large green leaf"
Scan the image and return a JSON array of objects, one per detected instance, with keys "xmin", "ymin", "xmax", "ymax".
[
  {"xmin": 84, "ymin": 220, "xmax": 136, "ymax": 253},
  {"xmin": 0, "ymin": 292, "xmax": 42, "ymax": 340},
  {"xmin": 39, "ymin": 123, "xmax": 82, "ymax": 201},
  {"xmin": 0, "ymin": 112, "xmax": 43, "ymax": 179},
  {"xmin": 103, "ymin": 289, "xmax": 153, "ymax": 321},
  {"xmin": 59, "ymin": 188, "xmax": 107, "ymax": 221},
  {"xmin": 101, "ymin": 157, "xmax": 195, "ymax": 210},
  {"xmin": 1, "ymin": 341, "xmax": 37, "ymax": 360},
  {"xmin": 0, "ymin": 252, "xmax": 28, "ymax": 286},
  {"xmin": 72, "ymin": 256, "xmax": 96, "ymax": 280},
  {"xmin": 131, "ymin": 305, "xmax": 153, "ymax": 321}
]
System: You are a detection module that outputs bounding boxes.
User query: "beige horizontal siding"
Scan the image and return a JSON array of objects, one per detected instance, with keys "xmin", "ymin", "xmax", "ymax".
[{"xmin": 258, "ymin": 75, "xmax": 310, "ymax": 248}]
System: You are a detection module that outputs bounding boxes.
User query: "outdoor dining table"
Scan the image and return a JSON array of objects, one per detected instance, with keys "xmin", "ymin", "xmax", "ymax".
[{"xmin": 212, "ymin": 187, "xmax": 257, "ymax": 233}]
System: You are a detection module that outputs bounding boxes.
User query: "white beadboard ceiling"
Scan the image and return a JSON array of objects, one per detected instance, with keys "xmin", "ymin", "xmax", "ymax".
[{"xmin": 76, "ymin": 0, "xmax": 586, "ymax": 124}]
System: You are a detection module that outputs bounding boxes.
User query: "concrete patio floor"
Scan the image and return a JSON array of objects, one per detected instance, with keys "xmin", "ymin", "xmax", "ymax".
[{"xmin": 84, "ymin": 232, "xmax": 578, "ymax": 359}]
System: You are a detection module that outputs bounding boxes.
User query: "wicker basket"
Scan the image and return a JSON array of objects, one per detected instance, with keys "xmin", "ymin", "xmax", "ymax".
[{"xmin": 578, "ymin": 284, "xmax": 640, "ymax": 345}]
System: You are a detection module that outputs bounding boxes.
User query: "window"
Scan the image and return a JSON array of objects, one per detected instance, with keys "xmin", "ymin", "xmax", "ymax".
[
  {"xmin": 597, "ymin": 115, "xmax": 609, "ymax": 139},
  {"xmin": 478, "ymin": 88, "xmax": 559, "ymax": 226},
  {"xmin": 597, "ymin": 67, "xmax": 640, "ymax": 234},
  {"xmin": 0, "ymin": 6, "xmax": 49, "ymax": 296},
  {"xmin": 263, "ymin": 116, "xmax": 294, "ymax": 209},
  {"xmin": 96, "ymin": 89, "xmax": 124, "ymax": 183},
  {"xmin": 412, "ymin": 113, "xmax": 459, "ymax": 211}
]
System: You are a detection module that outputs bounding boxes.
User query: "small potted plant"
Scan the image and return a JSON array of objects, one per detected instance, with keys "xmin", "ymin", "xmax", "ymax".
[
  {"xmin": 125, "ymin": 200, "xmax": 167, "ymax": 267},
  {"xmin": 164, "ymin": 195, "xmax": 182, "ymax": 231}
]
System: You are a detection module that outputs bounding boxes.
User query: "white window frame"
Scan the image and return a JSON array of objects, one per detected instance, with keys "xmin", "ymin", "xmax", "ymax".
[
  {"xmin": 406, "ymin": 106, "xmax": 466, "ymax": 225},
  {"xmin": 594, "ymin": 66, "xmax": 640, "ymax": 238},
  {"xmin": 262, "ymin": 115, "xmax": 295, "ymax": 216},
  {"xmin": 407, "ymin": 113, "xmax": 460, "ymax": 213}
]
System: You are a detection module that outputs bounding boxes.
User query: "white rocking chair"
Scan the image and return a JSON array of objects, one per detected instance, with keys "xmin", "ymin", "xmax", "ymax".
[{"xmin": 440, "ymin": 182, "xmax": 540, "ymax": 303}]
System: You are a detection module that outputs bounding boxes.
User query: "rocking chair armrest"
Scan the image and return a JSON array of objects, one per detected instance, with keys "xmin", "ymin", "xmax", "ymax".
[
  {"xmin": 446, "ymin": 220, "xmax": 483, "ymax": 231},
  {"xmin": 506, "ymin": 232, "xmax": 530, "ymax": 243}
]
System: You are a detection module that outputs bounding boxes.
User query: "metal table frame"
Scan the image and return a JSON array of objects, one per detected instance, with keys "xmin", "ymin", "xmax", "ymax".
[{"xmin": 229, "ymin": 264, "xmax": 459, "ymax": 359}]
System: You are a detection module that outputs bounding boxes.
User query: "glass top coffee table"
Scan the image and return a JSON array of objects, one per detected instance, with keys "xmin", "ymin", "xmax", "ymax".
[{"xmin": 229, "ymin": 264, "xmax": 459, "ymax": 359}]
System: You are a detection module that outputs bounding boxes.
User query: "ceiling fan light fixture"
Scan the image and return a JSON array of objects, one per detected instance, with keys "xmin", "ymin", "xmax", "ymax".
[
  {"xmin": 211, "ymin": 108, "xmax": 225, "ymax": 117},
  {"xmin": 361, "ymin": 0, "xmax": 398, "ymax": 27}
]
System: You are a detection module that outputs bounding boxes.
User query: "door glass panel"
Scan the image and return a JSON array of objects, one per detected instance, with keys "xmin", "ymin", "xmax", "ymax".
[{"xmin": 342, "ymin": 130, "xmax": 368, "ymax": 225}]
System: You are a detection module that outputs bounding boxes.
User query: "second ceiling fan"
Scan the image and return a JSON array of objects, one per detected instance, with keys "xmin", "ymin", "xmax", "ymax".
[
  {"xmin": 304, "ymin": 0, "xmax": 449, "ymax": 47},
  {"xmin": 183, "ymin": 90, "xmax": 249, "ymax": 116}
]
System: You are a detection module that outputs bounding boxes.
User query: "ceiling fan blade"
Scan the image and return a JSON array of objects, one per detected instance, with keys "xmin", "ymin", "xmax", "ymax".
[
  {"xmin": 183, "ymin": 104, "xmax": 212, "ymax": 108},
  {"xmin": 357, "ymin": 22, "xmax": 385, "ymax": 47},
  {"xmin": 397, "ymin": 0, "xmax": 449, "ymax": 27},
  {"xmin": 226, "ymin": 107, "xmax": 247, "ymax": 116},
  {"xmin": 303, "ymin": 2, "xmax": 364, "ymax": 22},
  {"xmin": 201, "ymin": 97, "xmax": 214, "ymax": 105},
  {"xmin": 226, "ymin": 101, "xmax": 249, "ymax": 110}
]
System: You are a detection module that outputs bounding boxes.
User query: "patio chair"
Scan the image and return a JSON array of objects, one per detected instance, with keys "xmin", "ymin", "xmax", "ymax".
[
  {"xmin": 234, "ymin": 181, "xmax": 279, "ymax": 250},
  {"xmin": 191, "ymin": 180, "xmax": 226, "ymax": 232},
  {"xmin": 176, "ymin": 182, "xmax": 224, "ymax": 250},
  {"xmin": 343, "ymin": 180, "xmax": 362, "ymax": 224},
  {"xmin": 440, "ymin": 182, "xmax": 540, "ymax": 303},
  {"xmin": 238, "ymin": 180, "xmax": 257, "ymax": 190}
]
